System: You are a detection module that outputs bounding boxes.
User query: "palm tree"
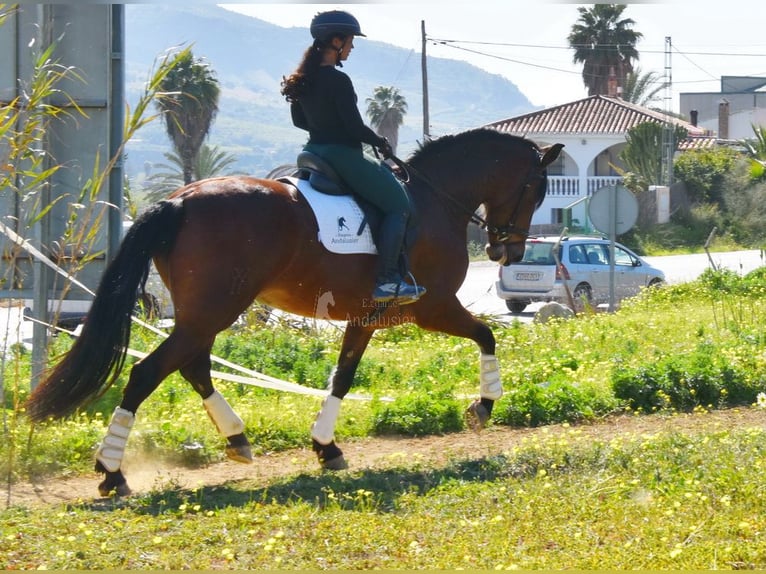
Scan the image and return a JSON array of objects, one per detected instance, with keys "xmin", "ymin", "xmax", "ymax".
[
  {"xmin": 143, "ymin": 143, "xmax": 239, "ymax": 202},
  {"xmin": 568, "ymin": 4, "xmax": 642, "ymax": 96},
  {"xmin": 156, "ymin": 50, "xmax": 220, "ymax": 185},
  {"xmin": 621, "ymin": 67, "xmax": 664, "ymax": 108},
  {"xmin": 365, "ymin": 86, "xmax": 407, "ymax": 155}
]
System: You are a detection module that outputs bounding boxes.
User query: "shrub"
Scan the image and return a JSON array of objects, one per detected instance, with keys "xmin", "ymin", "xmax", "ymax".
[
  {"xmin": 611, "ymin": 344, "xmax": 766, "ymax": 413},
  {"xmin": 370, "ymin": 391, "xmax": 464, "ymax": 436},
  {"xmin": 493, "ymin": 381, "xmax": 611, "ymax": 427}
]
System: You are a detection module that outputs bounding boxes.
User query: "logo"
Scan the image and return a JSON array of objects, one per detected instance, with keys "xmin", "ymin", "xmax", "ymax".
[
  {"xmin": 337, "ymin": 216, "xmax": 350, "ymax": 232},
  {"xmin": 314, "ymin": 290, "xmax": 336, "ymax": 321}
]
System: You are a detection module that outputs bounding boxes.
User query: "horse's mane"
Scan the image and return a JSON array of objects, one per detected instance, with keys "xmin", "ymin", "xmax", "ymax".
[{"xmin": 407, "ymin": 128, "xmax": 539, "ymax": 167}]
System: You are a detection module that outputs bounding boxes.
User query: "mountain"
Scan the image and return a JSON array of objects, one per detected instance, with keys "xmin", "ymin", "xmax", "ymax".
[{"xmin": 123, "ymin": 4, "xmax": 537, "ymax": 180}]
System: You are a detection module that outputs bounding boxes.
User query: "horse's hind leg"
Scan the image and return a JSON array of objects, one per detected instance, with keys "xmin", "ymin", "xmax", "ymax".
[
  {"xmin": 312, "ymin": 324, "xmax": 375, "ymax": 470},
  {"xmin": 180, "ymin": 349, "xmax": 252, "ymax": 464},
  {"xmin": 94, "ymin": 329, "xmax": 212, "ymax": 497}
]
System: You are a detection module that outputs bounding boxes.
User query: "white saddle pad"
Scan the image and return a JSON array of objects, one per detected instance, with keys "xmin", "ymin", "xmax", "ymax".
[{"xmin": 291, "ymin": 177, "xmax": 377, "ymax": 255}]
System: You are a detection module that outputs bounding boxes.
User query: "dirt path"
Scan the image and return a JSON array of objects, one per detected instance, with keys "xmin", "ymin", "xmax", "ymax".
[{"xmin": 6, "ymin": 407, "xmax": 766, "ymax": 509}]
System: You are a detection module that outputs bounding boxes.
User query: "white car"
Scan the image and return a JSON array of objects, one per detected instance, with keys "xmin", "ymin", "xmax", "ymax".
[{"xmin": 495, "ymin": 235, "xmax": 665, "ymax": 314}]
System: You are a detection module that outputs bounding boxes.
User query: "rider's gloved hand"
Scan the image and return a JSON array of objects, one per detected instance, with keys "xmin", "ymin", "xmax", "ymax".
[{"xmin": 377, "ymin": 138, "xmax": 393, "ymax": 159}]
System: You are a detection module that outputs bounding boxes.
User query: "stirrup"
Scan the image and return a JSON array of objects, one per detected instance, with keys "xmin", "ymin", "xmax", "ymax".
[{"xmin": 372, "ymin": 275, "xmax": 426, "ymax": 305}]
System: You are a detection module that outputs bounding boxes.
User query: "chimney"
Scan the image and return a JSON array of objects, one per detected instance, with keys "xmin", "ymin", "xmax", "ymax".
[
  {"xmin": 718, "ymin": 99, "xmax": 729, "ymax": 139},
  {"xmin": 690, "ymin": 110, "xmax": 698, "ymax": 126},
  {"xmin": 607, "ymin": 66, "xmax": 618, "ymax": 97}
]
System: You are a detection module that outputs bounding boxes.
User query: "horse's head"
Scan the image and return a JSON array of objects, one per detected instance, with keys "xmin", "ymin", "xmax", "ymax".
[{"xmin": 484, "ymin": 142, "xmax": 564, "ymax": 266}]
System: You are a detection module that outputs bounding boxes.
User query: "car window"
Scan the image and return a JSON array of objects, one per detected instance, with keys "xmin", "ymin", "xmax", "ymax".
[
  {"xmin": 614, "ymin": 246, "xmax": 636, "ymax": 266},
  {"xmin": 584, "ymin": 243, "xmax": 608, "ymax": 265},
  {"xmin": 521, "ymin": 241, "xmax": 557, "ymax": 264},
  {"xmin": 568, "ymin": 245, "xmax": 588, "ymax": 264}
]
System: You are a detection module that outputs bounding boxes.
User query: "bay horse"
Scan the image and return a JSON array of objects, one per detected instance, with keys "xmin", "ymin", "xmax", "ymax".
[{"xmin": 26, "ymin": 129, "xmax": 563, "ymax": 496}]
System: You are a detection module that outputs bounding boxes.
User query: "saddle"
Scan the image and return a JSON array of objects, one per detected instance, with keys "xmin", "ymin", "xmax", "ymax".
[
  {"xmin": 292, "ymin": 151, "xmax": 385, "ymax": 243},
  {"xmin": 284, "ymin": 152, "xmax": 415, "ymax": 265},
  {"xmin": 295, "ymin": 151, "xmax": 353, "ymax": 196}
]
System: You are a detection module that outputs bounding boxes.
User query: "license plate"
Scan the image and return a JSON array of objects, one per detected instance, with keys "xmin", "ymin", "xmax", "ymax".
[{"xmin": 515, "ymin": 271, "xmax": 541, "ymax": 281}]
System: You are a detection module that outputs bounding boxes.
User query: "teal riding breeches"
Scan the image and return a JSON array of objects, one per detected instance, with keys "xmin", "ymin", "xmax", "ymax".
[{"xmin": 303, "ymin": 143, "xmax": 411, "ymax": 215}]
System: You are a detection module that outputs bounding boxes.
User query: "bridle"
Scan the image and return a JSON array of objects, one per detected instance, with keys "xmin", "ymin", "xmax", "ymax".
[{"xmin": 387, "ymin": 152, "xmax": 543, "ymax": 244}]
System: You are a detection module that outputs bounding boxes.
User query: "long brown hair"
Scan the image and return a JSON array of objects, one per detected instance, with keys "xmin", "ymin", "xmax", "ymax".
[{"xmin": 280, "ymin": 36, "xmax": 344, "ymax": 102}]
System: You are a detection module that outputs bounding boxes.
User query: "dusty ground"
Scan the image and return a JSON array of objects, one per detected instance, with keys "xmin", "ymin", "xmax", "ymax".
[{"xmin": 5, "ymin": 407, "xmax": 766, "ymax": 509}]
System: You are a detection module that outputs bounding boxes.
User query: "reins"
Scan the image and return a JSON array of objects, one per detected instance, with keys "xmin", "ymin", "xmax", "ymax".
[{"xmin": 386, "ymin": 151, "xmax": 537, "ymax": 242}]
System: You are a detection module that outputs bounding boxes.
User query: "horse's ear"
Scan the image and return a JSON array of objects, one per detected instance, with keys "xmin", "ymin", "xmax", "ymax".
[{"xmin": 540, "ymin": 143, "xmax": 565, "ymax": 168}]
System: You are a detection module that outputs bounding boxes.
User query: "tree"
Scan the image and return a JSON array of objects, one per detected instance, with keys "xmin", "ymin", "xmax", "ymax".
[
  {"xmin": 621, "ymin": 67, "xmax": 664, "ymax": 107},
  {"xmin": 619, "ymin": 121, "xmax": 687, "ymax": 189},
  {"xmin": 143, "ymin": 143, "xmax": 239, "ymax": 203},
  {"xmin": 156, "ymin": 50, "xmax": 220, "ymax": 185},
  {"xmin": 568, "ymin": 4, "xmax": 642, "ymax": 96},
  {"xmin": 674, "ymin": 146, "xmax": 738, "ymax": 205},
  {"xmin": 365, "ymin": 86, "xmax": 407, "ymax": 155},
  {"xmin": 739, "ymin": 123, "xmax": 766, "ymax": 180}
]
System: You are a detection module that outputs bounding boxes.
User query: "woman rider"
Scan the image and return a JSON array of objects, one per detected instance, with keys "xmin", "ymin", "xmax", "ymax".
[{"xmin": 280, "ymin": 10, "xmax": 425, "ymax": 305}]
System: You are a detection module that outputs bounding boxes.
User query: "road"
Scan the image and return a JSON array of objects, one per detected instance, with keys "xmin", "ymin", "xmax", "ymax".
[
  {"xmin": 2, "ymin": 250, "xmax": 765, "ymax": 352},
  {"xmin": 456, "ymin": 249, "xmax": 765, "ymax": 322}
]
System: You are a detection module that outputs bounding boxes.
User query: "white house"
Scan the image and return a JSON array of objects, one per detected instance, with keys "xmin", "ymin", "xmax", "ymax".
[
  {"xmin": 484, "ymin": 95, "xmax": 710, "ymax": 232},
  {"xmin": 680, "ymin": 76, "xmax": 766, "ymax": 141}
]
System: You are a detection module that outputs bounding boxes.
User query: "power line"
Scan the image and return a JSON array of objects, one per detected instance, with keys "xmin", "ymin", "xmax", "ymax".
[
  {"xmin": 430, "ymin": 37, "xmax": 766, "ymax": 58},
  {"xmin": 428, "ymin": 36, "xmax": 766, "ymax": 86}
]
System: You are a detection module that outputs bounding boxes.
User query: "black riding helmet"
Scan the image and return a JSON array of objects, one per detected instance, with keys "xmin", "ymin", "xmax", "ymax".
[{"xmin": 310, "ymin": 10, "xmax": 365, "ymax": 41}]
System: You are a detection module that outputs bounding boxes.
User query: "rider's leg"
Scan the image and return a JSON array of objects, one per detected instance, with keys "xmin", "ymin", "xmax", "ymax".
[{"xmin": 306, "ymin": 144, "xmax": 425, "ymax": 303}]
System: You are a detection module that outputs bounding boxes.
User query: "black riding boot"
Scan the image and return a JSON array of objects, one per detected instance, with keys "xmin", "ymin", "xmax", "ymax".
[{"xmin": 372, "ymin": 212, "xmax": 426, "ymax": 304}]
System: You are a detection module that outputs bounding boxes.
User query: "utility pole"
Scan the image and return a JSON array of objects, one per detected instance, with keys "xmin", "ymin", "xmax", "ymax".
[
  {"xmin": 421, "ymin": 20, "xmax": 430, "ymax": 141},
  {"xmin": 661, "ymin": 36, "xmax": 674, "ymax": 186}
]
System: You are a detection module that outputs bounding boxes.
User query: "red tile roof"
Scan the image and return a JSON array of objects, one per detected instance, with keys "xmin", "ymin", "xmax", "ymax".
[{"xmin": 486, "ymin": 94, "xmax": 708, "ymax": 137}]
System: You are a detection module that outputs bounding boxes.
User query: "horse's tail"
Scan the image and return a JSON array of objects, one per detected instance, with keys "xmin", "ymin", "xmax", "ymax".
[{"xmin": 26, "ymin": 199, "xmax": 185, "ymax": 422}]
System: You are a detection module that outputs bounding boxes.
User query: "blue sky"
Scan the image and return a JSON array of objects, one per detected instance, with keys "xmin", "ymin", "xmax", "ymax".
[{"xmin": 220, "ymin": 1, "xmax": 766, "ymax": 111}]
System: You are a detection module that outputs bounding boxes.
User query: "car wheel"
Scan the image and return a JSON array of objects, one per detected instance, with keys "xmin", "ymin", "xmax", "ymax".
[
  {"xmin": 505, "ymin": 300, "xmax": 527, "ymax": 314},
  {"xmin": 572, "ymin": 283, "xmax": 593, "ymax": 313},
  {"xmin": 648, "ymin": 278, "xmax": 664, "ymax": 289}
]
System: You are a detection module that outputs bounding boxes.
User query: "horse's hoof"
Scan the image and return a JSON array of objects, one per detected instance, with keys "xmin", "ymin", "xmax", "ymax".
[
  {"xmin": 312, "ymin": 439, "xmax": 348, "ymax": 471},
  {"xmin": 321, "ymin": 454, "xmax": 349, "ymax": 471},
  {"xmin": 465, "ymin": 399, "xmax": 490, "ymax": 433},
  {"xmin": 97, "ymin": 474, "xmax": 132, "ymax": 498},
  {"xmin": 225, "ymin": 444, "xmax": 253, "ymax": 464}
]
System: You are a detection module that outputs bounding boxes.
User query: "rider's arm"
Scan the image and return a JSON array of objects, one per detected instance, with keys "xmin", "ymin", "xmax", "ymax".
[
  {"xmin": 332, "ymin": 72, "xmax": 386, "ymax": 148},
  {"xmin": 290, "ymin": 101, "xmax": 309, "ymax": 131}
]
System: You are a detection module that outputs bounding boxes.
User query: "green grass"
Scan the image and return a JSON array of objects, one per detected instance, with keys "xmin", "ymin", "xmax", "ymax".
[
  {"xmin": 4, "ymin": 267, "xmax": 766, "ymax": 567},
  {"xmin": 3, "ymin": 413, "xmax": 766, "ymax": 569}
]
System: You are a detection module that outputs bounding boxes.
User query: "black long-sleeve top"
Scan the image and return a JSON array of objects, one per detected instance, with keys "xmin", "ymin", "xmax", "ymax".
[{"xmin": 290, "ymin": 65, "xmax": 385, "ymax": 150}]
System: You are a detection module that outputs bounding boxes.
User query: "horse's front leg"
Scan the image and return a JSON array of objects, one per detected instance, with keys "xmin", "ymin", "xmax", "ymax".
[
  {"xmin": 312, "ymin": 323, "xmax": 375, "ymax": 470},
  {"xmin": 415, "ymin": 296, "xmax": 502, "ymax": 432}
]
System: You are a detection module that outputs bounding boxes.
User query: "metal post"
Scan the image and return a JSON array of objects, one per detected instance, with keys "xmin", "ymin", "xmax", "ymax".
[
  {"xmin": 30, "ymin": 4, "xmax": 53, "ymax": 390},
  {"xmin": 608, "ymin": 185, "xmax": 616, "ymax": 312},
  {"xmin": 661, "ymin": 36, "xmax": 674, "ymax": 186},
  {"xmin": 421, "ymin": 20, "xmax": 429, "ymax": 141},
  {"xmin": 108, "ymin": 5, "xmax": 125, "ymax": 262}
]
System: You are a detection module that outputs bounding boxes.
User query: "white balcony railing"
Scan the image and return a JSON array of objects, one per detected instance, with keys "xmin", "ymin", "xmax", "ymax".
[{"xmin": 546, "ymin": 176, "xmax": 623, "ymax": 198}]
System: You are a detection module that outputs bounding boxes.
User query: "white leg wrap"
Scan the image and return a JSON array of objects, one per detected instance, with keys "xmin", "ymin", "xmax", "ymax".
[
  {"xmin": 479, "ymin": 353, "xmax": 503, "ymax": 400},
  {"xmin": 311, "ymin": 395, "xmax": 342, "ymax": 445},
  {"xmin": 95, "ymin": 407, "xmax": 135, "ymax": 473},
  {"xmin": 203, "ymin": 390, "xmax": 246, "ymax": 437}
]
